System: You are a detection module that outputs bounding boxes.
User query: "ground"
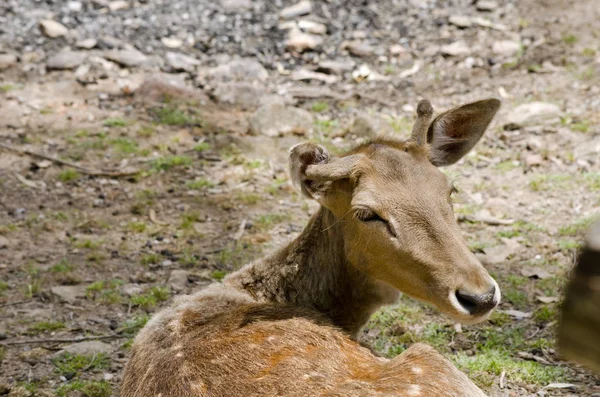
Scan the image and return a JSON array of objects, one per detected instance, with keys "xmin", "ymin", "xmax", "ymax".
[{"xmin": 0, "ymin": 0, "xmax": 599, "ymax": 396}]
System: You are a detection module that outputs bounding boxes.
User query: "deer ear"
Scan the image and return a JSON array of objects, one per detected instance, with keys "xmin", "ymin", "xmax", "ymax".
[
  {"xmin": 428, "ymin": 98, "xmax": 501, "ymax": 166},
  {"xmin": 289, "ymin": 142, "xmax": 361, "ymax": 200}
]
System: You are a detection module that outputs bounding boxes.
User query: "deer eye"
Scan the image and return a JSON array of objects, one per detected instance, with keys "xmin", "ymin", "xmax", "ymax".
[{"xmin": 354, "ymin": 208, "xmax": 386, "ymax": 223}]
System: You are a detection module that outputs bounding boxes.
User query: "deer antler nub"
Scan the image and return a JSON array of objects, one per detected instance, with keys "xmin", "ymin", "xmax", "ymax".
[{"xmin": 411, "ymin": 99, "xmax": 434, "ymax": 146}]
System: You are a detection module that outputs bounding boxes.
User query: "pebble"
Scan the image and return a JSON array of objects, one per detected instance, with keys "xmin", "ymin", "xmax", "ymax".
[
  {"xmin": 389, "ymin": 44, "xmax": 408, "ymax": 55},
  {"xmin": 476, "ymin": 0, "xmax": 499, "ymax": 11},
  {"xmin": 220, "ymin": 0, "xmax": 253, "ymax": 11},
  {"xmin": 248, "ymin": 103, "xmax": 314, "ymax": 137},
  {"xmin": 286, "ymin": 29, "xmax": 323, "ymax": 52},
  {"xmin": 504, "ymin": 102, "xmax": 562, "ymax": 129},
  {"xmin": 280, "ymin": 0, "xmax": 312, "ymax": 19},
  {"xmin": 59, "ymin": 341, "xmax": 113, "ymax": 356},
  {"xmin": 161, "ymin": 36, "xmax": 183, "ymax": 49},
  {"xmin": 297, "ymin": 20, "xmax": 327, "ymax": 35},
  {"xmin": 51, "ymin": 285, "xmax": 86, "ymax": 303},
  {"xmin": 448, "ymin": 15, "xmax": 472, "ymax": 28},
  {"xmin": 165, "ymin": 51, "xmax": 200, "ymax": 72},
  {"xmin": 76, "ymin": 38, "xmax": 98, "ymax": 49},
  {"xmin": 46, "ymin": 51, "xmax": 87, "ymax": 70},
  {"xmin": 0, "ymin": 235, "xmax": 10, "ymax": 249},
  {"xmin": 39, "ymin": 19, "xmax": 68, "ymax": 38},
  {"xmin": 209, "ymin": 58, "xmax": 268, "ymax": 81},
  {"xmin": 104, "ymin": 49, "xmax": 148, "ymax": 67},
  {"xmin": 342, "ymin": 40, "xmax": 374, "ymax": 57},
  {"xmin": 440, "ymin": 41, "xmax": 471, "ymax": 57},
  {"xmin": 108, "ymin": 0, "xmax": 129, "ymax": 11},
  {"xmin": 492, "ymin": 40, "xmax": 521, "ymax": 56},
  {"xmin": 0, "ymin": 53, "xmax": 18, "ymax": 69},
  {"xmin": 213, "ymin": 82, "xmax": 265, "ymax": 110},
  {"xmin": 317, "ymin": 59, "xmax": 355, "ymax": 74},
  {"xmin": 67, "ymin": 1, "xmax": 83, "ymax": 12}
]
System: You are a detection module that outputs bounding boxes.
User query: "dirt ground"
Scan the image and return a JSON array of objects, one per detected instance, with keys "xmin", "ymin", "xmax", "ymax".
[{"xmin": 1, "ymin": 0, "xmax": 599, "ymax": 396}]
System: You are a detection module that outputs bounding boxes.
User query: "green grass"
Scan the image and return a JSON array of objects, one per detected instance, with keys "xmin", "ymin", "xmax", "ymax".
[
  {"xmin": 562, "ymin": 34, "xmax": 577, "ymax": 45},
  {"xmin": 0, "ymin": 84, "xmax": 18, "ymax": 93},
  {"xmin": 571, "ymin": 121, "xmax": 590, "ymax": 133},
  {"xmin": 181, "ymin": 211, "xmax": 201, "ymax": 229},
  {"xmin": 496, "ymin": 220, "xmax": 543, "ymax": 239},
  {"xmin": 85, "ymin": 279, "xmax": 124, "ymax": 304},
  {"xmin": 494, "ymin": 160, "xmax": 519, "ymax": 172},
  {"xmin": 53, "ymin": 353, "xmax": 109, "ymax": 376},
  {"xmin": 58, "ymin": 169, "xmax": 81, "ymax": 183},
  {"xmin": 110, "ymin": 137, "xmax": 138, "ymax": 154},
  {"xmin": 255, "ymin": 214, "xmax": 291, "ymax": 230},
  {"xmin": 558, "ymin": 239, "xmax": 581, "ymax": 250},
  {"xmin": 121, "ymin": 314, "xmax": 151, "ymax": 336},
  {"xmin": 193, "ymin": 142, "xmax": 211, "ymax": 152},
  {"xmin": 28, "ymin": 321, "xmax": 66, "ymax": 334},
  {"xmin": 103, "ymin": 118, "xmax": 128, "ymax": 127},
  {"xmin": 154, "ymin": 106, "xmax": 199, "ymax": 126},
  {"xmin": 55, "ymin": 380, "xmax": 111, "ymax": 397},
  {"xmin": 140, "ymin": 253, "xmax": 160, "ymax": 266},
  {"xmin": 236, "ymin": 192, "xmax": 261, "ymax": 205},
  {"xmin": 311, "ymin": 101, "xmax": 329, "ymax": 113},
  {"xmin": 151, "ymin": 155, "xmax": 192, "ymax": 171},
  {"xmin": 50, "ymin": 259, "xmax": 74, "ymax": 273},
  {"xmin": 0, "ymin": 281, "xmax": 8, "ymax": 295},
  {"xmin": 533, "ymin": 306, "xmax": 557, "ymax": 323},
  {"xmin": 127, "ymin": 221, "xmax": 147, "ymax": 233},
  {"xmin": 558, "ymin": 216, "xmax": 596, "ymax": 236},
  {"xmin": 130, "ymin": 286, "xmax": 169, "ymax": 309},
  {"xmin": 210, "ymin": 270, "xmax": 228, "ymax": 281},
  {"xmin": 186, "ymin": 179, "xmax": 214, "ymax": 190}
]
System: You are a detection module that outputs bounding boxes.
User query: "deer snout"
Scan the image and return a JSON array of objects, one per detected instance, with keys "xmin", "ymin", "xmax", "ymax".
[{"xmin": 454, "ymin": 283, "xmax": 499, "ymax": 316}]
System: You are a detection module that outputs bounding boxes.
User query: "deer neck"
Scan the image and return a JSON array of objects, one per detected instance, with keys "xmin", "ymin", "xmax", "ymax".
[{"xmin": 227, "ymin": 207, "xmax": 399, "ymax": 337}]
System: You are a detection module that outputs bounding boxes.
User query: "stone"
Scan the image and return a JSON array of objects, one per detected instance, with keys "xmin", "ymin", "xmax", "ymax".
[
  {"xmin": 161, "ymin": 37, "xmax": 183, "ymax": 49},
  {"xmin": 108, "ymin": 0, "xmax": 129, "ymax": 11},
  {"xmin": 524, "ymin": 153, "xmax": 543, "ymax": 167},
  {"xmin": 348, "ymin": 113, "xmax": 395, "ymax": 138},
  {"xmin": 389, "ymin": 44, "xmax": 408, "ymax": 55},
  {"xmin": 317, "ymin": 59, "xmax": 355, "ymax": 74},
  {"xmin": 248, "ymin": 103, "xmax": 314, "ymax": 137},
  {"xmin": 290, "ymin": 69, "xmax": 338, "ymax": 84},
  {"xmin": 209, "ymin": 58, "xmax": 268, "ymax": 81},
  {"xmin": 342, "ymin": 40, "xmax": 374, "ymax": 57},
  {"xmin": 60, "ymin": 341, "xmax": 112, "ymax": 356},
  {"xmin": 121, "ymin": 283, "xmax": 143, "ymax": 296},
  {"xmin": 280, "ymin": 0, "xmax": 312, "ymax": 19},
  {"xmin": 0, "ymin": 235, "xmax": 11, "ymax": 250},
  {"xmin": 168, "ymin": 270, "xmax": 191, "ymax": 292},
  {"xmin": 135, "ymin": 74, "xmax": 208, "ymax": 104},
  {"xmin": 286, "ymin": 29, "xmax": 323, "ymax": 52},
  {"xmin": 51, "ymin": 285, "xmax": 86, "ymax": 303},
  {"xmin": 504, "ymin": 102, "xmax": 562, "ymax": 129},
  {"xmin": 76, "ymin": 38, "xmax": 98, "ymax": 49},
  {"xmin": 39, "ymin": 20, "xmax": 68, "ymax": 38},
  {"xmin": 298, "ymin": 20, "xmax": 327, "ymax": 35},
  {"xmin": 104, "ymin": 49, "xmax": 148, "ymax": 67},
  {"xmin": 213, "ymin": 82, "xmax": 264, "ymax": 110},
  {"xmin": 98, "ymin": 35, "xmax": 124, "ymax": 49},
  {"xmin": 67, "ymin": 1, "xmax": 83, "ymax": 12},
  {"xmin": 220, "ymin": 0, "xmax": 253, "ymax": 11},
  {"xmin": 440, "ymin": 41, "xmax": 470, "ymax": 57},
  {"xmin": 502, "ymin": 309, "xmax": 531, "ymax": 319},
  {"xmin": 492, "ymin": 40, "xmax": 521, "ymax": 56},
  {"xmin": 0, "ymin": 53, "xmax": 18, "ymax": 69},
  {"xmin": 482, "ymin": 239, "xmax": 521, "ymax": 265},
  {"xmin": 165, "ymin": 52, "xmax": 200, "ymax": 72},
  {"xmin": 46, "ymin": 51, "xmax": 87, "ymax": 70},
  {"xmin": 476, "ymin": 0, "xmax": 498, "ymax": 11},
  {"xmin": 449, "ymin": 15, "xmax": 472, "ymax": 28},
  {"xmin": 20, "ymin": 348, "xmax": 52, "ymax": 364}
]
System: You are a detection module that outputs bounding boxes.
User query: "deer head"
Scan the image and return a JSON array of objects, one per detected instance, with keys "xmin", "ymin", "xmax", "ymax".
[{"xmin": 290, "ymin": 98, "xmax": 501, "ymax": 324}]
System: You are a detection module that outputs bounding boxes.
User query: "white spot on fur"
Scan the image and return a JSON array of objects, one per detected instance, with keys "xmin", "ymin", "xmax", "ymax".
[
  {"xmin": 267, "ymin": 336, "xmax": 277, "ymax": 343},
  {"xmin": 412, "ymin": 366, "xmax": 422, "ymax": 374},
  {"xmin": 407, "ymin": 384, "xmax": 421, "ymax": 396},
  {"xmin": 176, "ymin": 352, "xmax": 183, "ymax": 358}
]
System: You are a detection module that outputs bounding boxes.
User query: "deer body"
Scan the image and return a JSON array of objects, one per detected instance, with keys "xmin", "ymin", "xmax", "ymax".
[{"xmin": 122, "ymin": 99, "xmax": 502, "ymax": 397}]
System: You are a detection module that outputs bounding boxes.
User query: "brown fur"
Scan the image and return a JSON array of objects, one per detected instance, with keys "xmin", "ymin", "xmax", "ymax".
[{"xmin": 122, "ymin": 99, "xmax": 501, "ymax": 397}]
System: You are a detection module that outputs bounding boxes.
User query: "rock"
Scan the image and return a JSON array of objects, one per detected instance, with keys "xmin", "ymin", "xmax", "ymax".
[
  {"xmin": 108, "ymin": 0, "xmax": 129, "ymax": 11},
  {"xmin": 161, "ymin": 36, "xmax": 183, "ymax": 49},
  {"xmin": 342, "ymin": 40, "xmax": 374, "ymax": 57},
  {"xmin": 0, "ymin": 235, "xmax": 10, "ymax": 249},
  {"xmin": 298, "ymin": 20, "xmax": 327, "ymax": 35},
  {"xmin": 317, "ymin": 59, "xmax": 355, "ymax": 74},
  {"xmin": 51, "ymin": 285, "xmax": 86, "ymax": 303},
  {"xmin": 537, "ymin": 296, "xmax": 559, "ymax": 303},
  {"xmin": 348, "ymin": 113, "xmax": 395, "ymax": 138},
  {"xmin": 213, "ymin": 82, "xmax": 264, "ymax": 110},
  {"xmin": 524, "ymin": 153, "xmax": 543, "ymax": 167},
  {"xmin": 220, "ymin": 0, "xmax": 253, "ymax": 11},
  {"xmin": 476, "ymin": 0, "xmax": 498, "ymax": 11},
  {"xmin": 502, "ymin": 309, "xmax": 532, "ymax": 319},
  {"xmin": 135, "ymin": 74, "xmax": 209, "ymax": 104},
  {"xmin": 67, "ymin": 1, "xmax": 83, "ymax": 12},
  {"xmin": 286, "ymin": 29, "xmax": 323, "ymax": 52},
  {"xmin": 98, "ymin": 35, "xmax": 125, "ymax": 49},
  {"xmin": 389, "ymin": 44, "xmax": 408, "ymax": 55},
  {"xmin": 449, "ymin": 15, "xmax": 472, "ymax": 28},
  {"xmin": 168, "ymin": 270, "xmax": 191, "ymax": 292},
  {"xmin": 75, "ymin": 38, "xmax": 98, "ymax": 49},
  {"xmin": 39, "ymin": 20, "xmax": 68, "ymax": 38},
  {"xmin": 482, "ymin": 239, "xmax": 521, "ymax": 265},
  {"xmin": 46, "ymin": 51, "xmax": 87, "ymax": 70},
  {"xmin": 492, "ymin": 40, "xmax": 521, "ymax": 56},
  {"xmin": 208, "ymin": 58, "xmax": 268, "ymax": 81},
  {"xmin": 280, "ymin": 0, "xmax": 312, "ymax": 19},
  {"xmin": 504, "ymin": 102, "xmax": 562, "ymax": 129},
  {"xmin": 165, "ymin": 52, "xmax": 200, "ymax": 72},
  {"xmin": 248, "ymin": 103, "xmax": 314, "ymax": 137},
  {"xmin": 0, "ymin": 53, "xmax": 18, "ymax": 69},
  {"xmin": 440, "ymin": 41, "xmax": 470, "ymax": 57},
  {"xmin": 290, "ymin": 69, "xmax": 338, "ymax": 84},
  {"xmin": 121, "ymin": 283, "xmax": 143, "ymax": 296},
  {"xmin": 104, "ymin": 49, "xmax": 148, "ymax": 67},
  {"xmin": 60, "ymin": 341, "xmax": 112, "ymax": 356},
  {"xmin": 0, "ymin": 381, "xmax": 11, "ymax": 394},
  {"xmin": 521, "ymin": 267, "xmax": 551, "ymax": 279},
  {"xmin": 20, "ymin": 348, "xmax": 52, "ymax": 364}
]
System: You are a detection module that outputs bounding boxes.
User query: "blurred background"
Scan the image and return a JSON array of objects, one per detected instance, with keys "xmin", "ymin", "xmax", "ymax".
[{"xmin": 0, "ymin": 0, "xmax": 599, "ymax": 396}]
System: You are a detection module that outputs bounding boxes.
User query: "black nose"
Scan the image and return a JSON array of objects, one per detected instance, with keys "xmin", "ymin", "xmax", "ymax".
[{"xmin": 455, "ymin": 286, "xmax": 498, "ymax": 316}]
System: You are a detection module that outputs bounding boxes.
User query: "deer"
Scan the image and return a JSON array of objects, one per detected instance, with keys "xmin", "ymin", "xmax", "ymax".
[{"xmin": 121, "ymin": 98, "xmax": 502, "ymax": 397}]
